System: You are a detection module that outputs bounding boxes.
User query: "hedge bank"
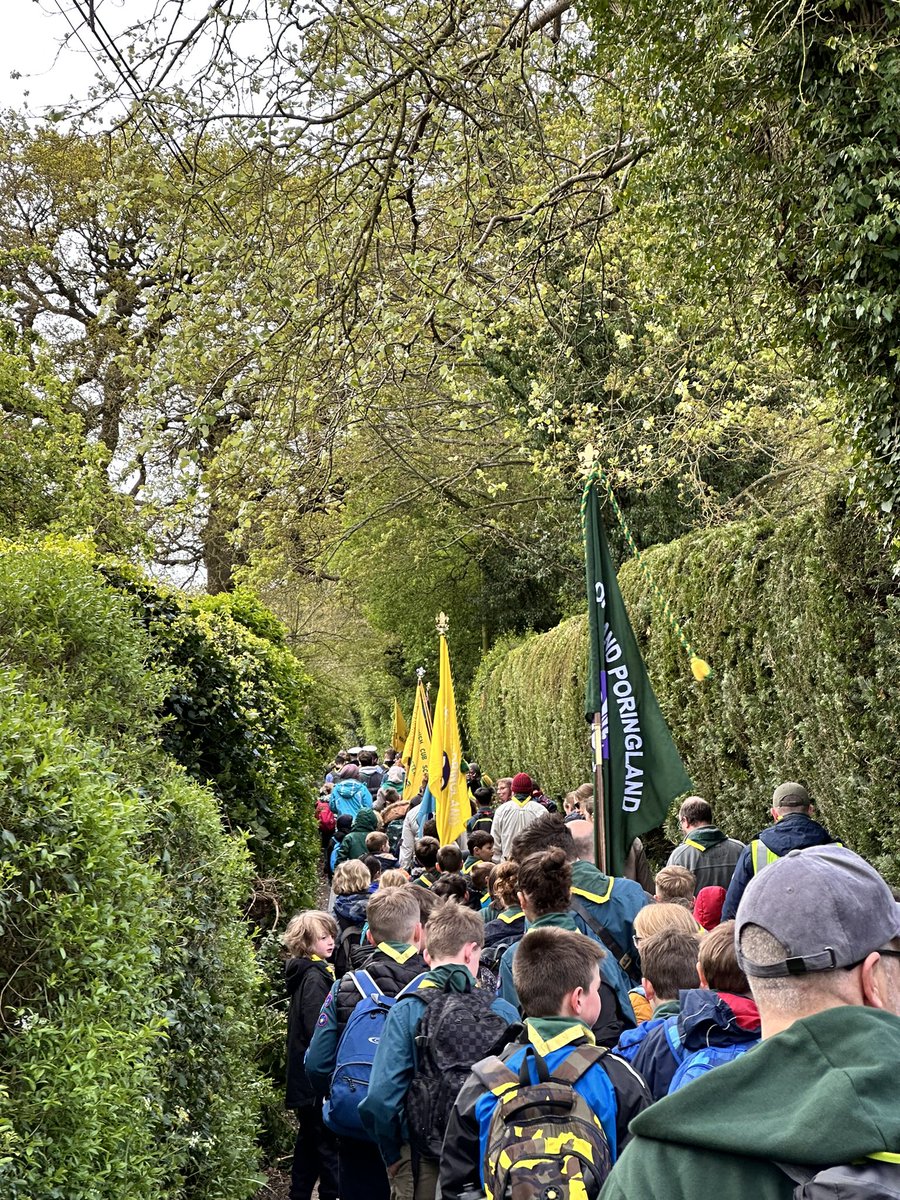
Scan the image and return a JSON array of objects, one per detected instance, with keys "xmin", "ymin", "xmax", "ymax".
[
  {"xmin": 0, "ymin": 542, "xmax": 324, "ymax": 1199},
  {"xmin": 469, "ymin": 496, "xmax": 900, "ymax": 883}
]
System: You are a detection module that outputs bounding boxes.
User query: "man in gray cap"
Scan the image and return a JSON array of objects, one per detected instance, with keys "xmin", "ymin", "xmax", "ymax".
[
  {"xmin": 721, "ymin": 781, "xmax": 838, "ymax": 920},
  {"xmin": 601, "ymin": 845, "xmax": 900, "ymax": 1200}
]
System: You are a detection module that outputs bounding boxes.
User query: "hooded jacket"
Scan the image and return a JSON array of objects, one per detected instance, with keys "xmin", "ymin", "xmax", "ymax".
[
  {"xmin": 285, "ymin": 955, "xmax": 334, "ymax": 1107},
  {"xmin": 722, "ymin": 813, "xmax": 838, "ymax": 919},
  {"xmin": 332, "ymin": 891, "xmax": 370, "ymax": 932},
  {"xmin": 667, "ymin": 825, "xmax": 745, "ymax": 893},
  {"xmin": 335, "ymin": 807, "xmax": 379, "ymax": 864},
  {"xmin": 329, "ymin": 778, "xmax": 373, "ymax": 819},
  {"xmin": 601, "ymin": 1006, "xmax": 900, "ymax": 1200},
  {"xmin": 630, "ymin": 988, "xmax": 760, "ymax": 1100}
]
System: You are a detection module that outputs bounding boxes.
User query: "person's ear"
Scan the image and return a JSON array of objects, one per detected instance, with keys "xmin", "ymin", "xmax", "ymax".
[
  {"xmin": 860, "ymin": 951, "xmax": 890, "ymax": 1009},
  {"xmin": 697, "ymin": 963, "xmax": 709, "ymax": 989},
  {"xmin": 570, "ymin": 985, "xmax": 585, "ymax": 1015},
  {"xmin": 424, "ymin": 948, "xmax": 433, "ymax": 967},
  {"xmin": 366, "ymin": 930, "xmax": 376, "ymax": 945},
  {"xmin": 642, "ymin": 978, "xmax": 657, "ymax": 1004}
]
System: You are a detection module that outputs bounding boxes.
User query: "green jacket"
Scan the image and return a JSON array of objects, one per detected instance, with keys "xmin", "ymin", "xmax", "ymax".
[
  {"xmin": 601, "ymin": 1006, "xmax": 900, "ymax": 1200},
  {"xmin": 336, "ymin": 807, "xmax": 379, "ymax": 863}
]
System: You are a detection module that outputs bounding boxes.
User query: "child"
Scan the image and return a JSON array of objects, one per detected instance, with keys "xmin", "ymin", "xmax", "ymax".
[
  {"xmin": 615, "ymin": 927, "xmax": 701, "ymax": 1059},
  {"xmin": 360, "ymin": 902, "xmax": 519, "ymax": 1200},
  {"xmin": 440, "ymin": 925, "xmax": 652, "ymax": 1200},
  {"xmin": 630, "ymin": 920, "xmax": 760, "ymax": 1099},
  {"xmin": 436, "ymin": 844, "xmax": 464, "ymax": 875},
  {"xmin": 410, "ymin": 836, "xmax": 440, "ymax": 887},
  {"xmin": 336, "ymin": 807, "xmax": 380, "ymax": 865},
  {"xmin": 283, "ymin": 910, "xmax": 340, "ymax": 1200},
  {"xmin": 306, "ymin": 887, "xmax": 427, "ymax": 1200},
  {"xmin": 328, "ymin": 813, "xmax": 353, "ymax": 876},
  {"xmin": 482, "ymin": 860, "xmax": 524, "ymax": 946},
  {"xmin": 466, "ymin": 786, "xmax": 495, "ymax": 835},
  {"xmin": 331, "ymin": 860, "xmax": 372, "ymax": 976},
  {"xmin": 467, "ymin": 861, "xmax": 495, "ymax": 913},
  {"xmin": 654, "ymin": 865, "xmax": 697, "ymax": 909},
  {"xmin": 462, "ymin": 830, "xmax": 495, "ymax": 872},
  {"xmin": 627, "ymin": 903, "xmax": 700, "ymax": 1022},
  {"xmin": 366, "ymin": 829, "xmax": 400, "ymax": 873},
  {"xmin": 431, "ymin": 872, "xmax": 470, "ymax": 904}
]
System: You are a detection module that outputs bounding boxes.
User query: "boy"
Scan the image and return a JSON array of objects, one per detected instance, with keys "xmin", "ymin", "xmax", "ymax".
[
  {"xmin": 366, "ymin": 829, "xmax": 400, "ymax": 872},
  {"xmin": 436, "ymin": 844, "xmax": 464, "ymax": 875},
  {"xmin": 630, "ymin": 920, "xmax": 760, "ymax": 1099},
  {"xmin": 462, "ymin": 831, "xmax": 495, "ymax": 872},
  {"xmin": 360, "ymin": 902, "xmax": 519, "ymax": 1200},
  {"xmin": 654, "ymin": 865, "xmax": 696, "ymax": 909},
  {"xmin": 467, "ymin": 861, "xmax": 495, "ymax": 913},
  {"xmin": 440, "ymin": 926, "xmax": 651, "ymax": 1200},
  {"xmin": 614, "ymin": 927, "xmax": 700, "ymax": 1063},
  {"xmin": 411, "ymin": 836, "xmax": 440, "ymax": 887},
  {"xmin": 466, "ymin": 786, "xmax": 495, "ymax": 835},
  {"xmin": 283, "ymin": 910, "xmax": 340, "ymax": 1200},
  {"xmin": 306, "ymin": 888, "xmax": 427, "ymax": 1200}
]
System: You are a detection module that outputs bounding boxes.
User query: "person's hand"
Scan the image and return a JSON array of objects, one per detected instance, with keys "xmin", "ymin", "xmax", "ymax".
[{"xmin": 387, "ymin": 1161, "xmax": 402, "ymax": 1179}]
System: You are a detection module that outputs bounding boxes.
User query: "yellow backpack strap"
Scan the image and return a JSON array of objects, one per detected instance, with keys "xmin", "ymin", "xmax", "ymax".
[{"xmin": 751, "ymin": 840, "xmax": 779, "ymax": 874}]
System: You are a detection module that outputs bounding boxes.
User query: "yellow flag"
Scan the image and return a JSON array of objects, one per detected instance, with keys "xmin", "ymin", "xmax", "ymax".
[
  {"xmin": 428, "ymin": 635, "xmax": 468, "ymax": 845},
  {"xmin": 390, "ymin": 698, "xmax": 409, "ymax": 754},
  {"xmin": 402, "ymin": 682, "xmax": 431, "ymax": 802}
]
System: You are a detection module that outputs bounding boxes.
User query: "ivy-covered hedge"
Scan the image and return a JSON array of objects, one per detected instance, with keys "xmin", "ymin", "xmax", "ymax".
[
  {"xmin": 0, "ymin": 541, "xmax": 324, "ymax": 1198},
  {"xmin": 469, "ymin": 496, "xmax": 900, "ymax": 883}
]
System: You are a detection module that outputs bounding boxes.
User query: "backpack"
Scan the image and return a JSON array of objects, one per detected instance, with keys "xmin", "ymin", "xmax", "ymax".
[
  {"xmin": 404, "ymin": 985, "xmax": 512, "ymax": 1160},
  {"xmin": 315, "ymin": 796, "xmax": 336, "ymax": 833},
  {"xmin": 333, "ymin": 925, "xmax": 366, "ymax": 979},
  {"xmin": 667, "ymin": 1037, "xmax": 758, "ymax": 1093},
  {"xmin": 479, "ymin": 934, "xmax": 522, "ymax": 977},
  {"xmin": 323, "ymin": 968, "xmax": 420, "ymax": 1140},
  {"xmin": 777, "ymin": 1158, "xmax": 900, "ymax": 1198},
  {"xmin": 474, "ymin": 1045, "xmax": 613, "ymax": 1200}
]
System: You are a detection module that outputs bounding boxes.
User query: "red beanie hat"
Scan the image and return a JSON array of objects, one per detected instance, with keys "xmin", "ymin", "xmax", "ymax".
[
  {"xmin": 511, "ymin": 772, "xmax": 533, "ymax": 796},
  {"xmin": 693, "ymin": 885, "xmax": 726, "ymax": 931}
]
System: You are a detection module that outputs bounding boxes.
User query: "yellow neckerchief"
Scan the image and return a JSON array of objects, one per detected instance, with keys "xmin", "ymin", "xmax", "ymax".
[
  {"xmin": 311, "ymin": 954, "xmax": 336, "ymax": 980},
  {"xmin": 376, "ymin": 941, "xmax": 418, "ymax": 965},
  {"xmin": 498, "ymin": 906, "xmax": 524, "ymax": 924},
  {"xmin": 525, "ymin": 1017, "xmax": 596, "ymax": 1056},
  {"xmin": 571, "ymin": 879, "xmax": 615, "ymax": 905},
  {"xmin": 512, "ymin": 796, "xmax": 533, "ymax": 808}
]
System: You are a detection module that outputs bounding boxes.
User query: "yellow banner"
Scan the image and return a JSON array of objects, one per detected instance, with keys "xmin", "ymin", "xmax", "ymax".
[
  {"xmin": 428, "ymin": 635, "xmax": 468, "ymax": 845},
  {"xmin": 402, "ymin": 682, "xmax": 431, "ymax": 802},
  {"xmin": 390, "ymin": 698, "xmax": 409, "ymax": 754}
]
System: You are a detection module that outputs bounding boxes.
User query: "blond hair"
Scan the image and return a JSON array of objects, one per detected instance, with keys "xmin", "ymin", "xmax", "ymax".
[
  {"xmin": 634, "ymin": 902, "xmax": 699, "ymax": 941},
  {"xmin": 380, "ymin": 868, "xmax": 410, "ymax": 888},
  {"xmin": 366, "ymin": 888, "xmax": 420, "ymax": 943},
  {"xmin": 333, "ymin": 859, "xmax": 371, "ymax": 895},
  {"xmin": 424, "ymin": 900, "xmax": 484, "ymax": 960},
  {"xmin": 282, "ymin": 909, "xmax": 338, "ymax": 957},
  {"xmin": 654, "ymin": 865, "xmax": 696, "ymax": 904}
]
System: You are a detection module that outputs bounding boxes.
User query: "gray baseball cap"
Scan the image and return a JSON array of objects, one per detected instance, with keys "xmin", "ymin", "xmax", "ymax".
[
  {"xmin": 735, "ymin": 845, "xmax": 900, "ymax": 977},
  {"xmin": 772, "ymin": 781, "xmax": 810, "ymax": 807}
]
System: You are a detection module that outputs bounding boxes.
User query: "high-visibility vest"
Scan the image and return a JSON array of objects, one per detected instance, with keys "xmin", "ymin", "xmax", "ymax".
[{"xmin": 750, "ymin": 840, "xmax": 781, "ymax": 874}]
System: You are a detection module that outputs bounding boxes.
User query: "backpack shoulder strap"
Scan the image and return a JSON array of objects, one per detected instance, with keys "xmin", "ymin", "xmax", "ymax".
[
  {"xmin": 471, "ymin": 1054, "xmax": 520, "ymax": 1097},
  {"xmin": 348, "ymin": 968, "xmax": 381, "ymax": 1002},
  {"xmin": 568, "ymin": 895, "xmax": 635, "ymax": 979},
  {"xmin": 545, "ymin": 1043, "xmax": 609, "ymax": 1086},
  {"xmin": 663, "ymin": 1016, "xmax": 685, "ymax": 1063}
]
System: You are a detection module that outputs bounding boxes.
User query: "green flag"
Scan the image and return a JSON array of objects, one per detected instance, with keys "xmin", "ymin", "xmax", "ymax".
[{"xmin": 583, "ymin": 480, "xmax": 692, "ymax": 874}]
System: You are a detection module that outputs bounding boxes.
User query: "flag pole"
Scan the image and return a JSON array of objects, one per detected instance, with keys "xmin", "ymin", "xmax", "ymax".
[{"xmin": 592, "ymin": 713, "xmax": 607, "ymax": 873}]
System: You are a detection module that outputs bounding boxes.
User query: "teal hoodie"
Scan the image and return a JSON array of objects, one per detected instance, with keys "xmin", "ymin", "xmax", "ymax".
[
  {"xmin": 601, "ymin": 1005, "xmax": 900, "ymax": 1200},
  {"xmin": 336, "ymin": 806, "xmax": 379, "ymax": 863}
]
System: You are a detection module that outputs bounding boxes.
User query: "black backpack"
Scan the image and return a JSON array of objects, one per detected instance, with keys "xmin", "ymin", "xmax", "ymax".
[
  {"xmin": 778, "ymin": 1159, "xmax": 900, "ymax": 1198},
  {"xmin": 404, "ymin": 985, "xmax": 512, "ymax": 1161},
  {"xmin": 479, "ymin": 933, "xmax": 522, "ymax": 977},
  {"xmin": 333, "ymin": 925, "xmax": 367, "ymax": 978}
]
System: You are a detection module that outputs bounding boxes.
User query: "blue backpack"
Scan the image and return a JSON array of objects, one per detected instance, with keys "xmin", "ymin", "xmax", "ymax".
[
  {"xmin": 323, "ymin": 969, "xmax": 422, "ymax": 1139},
  {"xmin": 665, "ymin": 1019, "xmax": 759, "ymax": 1093}
]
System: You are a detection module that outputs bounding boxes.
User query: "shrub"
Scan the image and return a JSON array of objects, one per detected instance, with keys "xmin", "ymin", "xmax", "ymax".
[{"xmin": 469, "ymin": 496, "xmax": 900, "ymax": 883}]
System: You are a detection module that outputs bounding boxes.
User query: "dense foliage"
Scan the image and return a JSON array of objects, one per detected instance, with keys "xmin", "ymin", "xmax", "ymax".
[
  {"xmin": 0, "ymin": 542, "xmax": 322, "ymax": 1198},
  {"xmin": 469, "ymin": 496, "xmax": 900, "ymax": 884}
]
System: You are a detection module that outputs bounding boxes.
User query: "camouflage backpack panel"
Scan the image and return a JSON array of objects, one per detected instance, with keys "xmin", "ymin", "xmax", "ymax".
[{"xmin": 477, "ymin": 1046, "xmax": 613, "ymax": 1200}]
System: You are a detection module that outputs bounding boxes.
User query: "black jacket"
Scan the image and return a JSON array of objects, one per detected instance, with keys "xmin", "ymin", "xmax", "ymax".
[
  {"xmin": 722, "ymin": 814, "xmax": 838, "ymax": 920},
  {"xmin": 333, "ymin": 945, "xmax": 428, "ymax": 1029},
  {"xmin": 285, "ymin": 956, "xmax": 334, "ymax": 1108}
]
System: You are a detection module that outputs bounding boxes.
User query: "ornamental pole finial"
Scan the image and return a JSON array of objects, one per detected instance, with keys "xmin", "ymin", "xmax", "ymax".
[{"xmin": 435, "ymin": 611, "xmax": 449, "ymax": 636}]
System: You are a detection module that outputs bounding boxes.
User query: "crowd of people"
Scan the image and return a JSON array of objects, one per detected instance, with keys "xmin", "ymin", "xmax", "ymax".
[{"xmin": 284, "ymin": 750, "xmax": 900, "ymax": 1200}]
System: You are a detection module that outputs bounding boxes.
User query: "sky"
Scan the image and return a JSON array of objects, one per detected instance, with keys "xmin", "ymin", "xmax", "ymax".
[{"xmin": 0, "ymin": 1, "xmax": 114, "ymax": 114}]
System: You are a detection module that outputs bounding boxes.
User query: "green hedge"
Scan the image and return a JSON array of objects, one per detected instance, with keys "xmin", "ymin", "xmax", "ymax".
[
  {"xmin": 469, "ymin": 496, "xmax": 900, "ymax": 883},
  {"xmin": 0, "ymin": 542, "xmax": 324, "ymax": 1198}
]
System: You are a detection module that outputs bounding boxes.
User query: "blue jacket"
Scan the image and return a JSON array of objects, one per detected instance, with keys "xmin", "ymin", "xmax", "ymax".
[
  {"xmin": 613, "ymin": 1000, "xmax": 680, "ymax": 1064},
  {"xmin": 329, "ymin": 778, "xmax": 373, "ymax": 819},
  {"xmin": 630, "ymin": 989, "xmax": 760, "ymax": 1101},
  {"xmin": 440, "ymin": 1020, "xmax": 652, "ymax": 1200},
  {"xmin": 569, "ymin": 859, "xmax": 649, "ymax": 966},
  {"xmin": 721, "ymin": 814, "xmax": 838, "ymax": 920},
  {"xmin": 358, "ymin": 968, "xmax": 518, "ymax": 1167},
  {"xmin": 499, "ymin": 913, "xmax": 636, "ymax": 1042}
]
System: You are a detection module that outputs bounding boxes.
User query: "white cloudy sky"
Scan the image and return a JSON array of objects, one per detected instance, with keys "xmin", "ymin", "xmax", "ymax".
[{"xmin": 0, "ymin": 1, "xmax": 114, "ymax": 113}]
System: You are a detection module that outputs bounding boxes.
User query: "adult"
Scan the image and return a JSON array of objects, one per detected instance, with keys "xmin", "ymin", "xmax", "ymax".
[
  {"xmin": 572, "ymin": 783, "xmax": 653, "ymax": 892},
  {"xmin": 601, "ymin": 845, "xmax": 900, "ymax": 1200},
  {"xmin": 721, "ymin": 781, "xmax": 838, "ymax": 920},
  {"xmin": 495, "ymin": 776, "xmax": 513, "ymax": 806},
  {"xmin": 490, "ymin": 772, "xmax": 546, "ymax": 861},
  {"xmin": 666, "ymin": 796, "xmax": 744, "ymax": 894},
  {"xmin": 329, "ymin": 764, "xmax": 374, "ymax": 819}
]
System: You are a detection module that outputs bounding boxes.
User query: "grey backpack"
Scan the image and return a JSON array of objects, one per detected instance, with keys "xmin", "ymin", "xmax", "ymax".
[{"xmin": 779, "ymin": 1158, "xmax": 900, "ymax": 1198}]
